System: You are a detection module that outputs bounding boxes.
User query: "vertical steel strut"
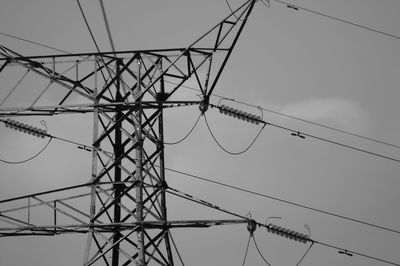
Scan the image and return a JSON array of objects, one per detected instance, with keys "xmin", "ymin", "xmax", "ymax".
[{"xmin": 0, "ymin": 2, "xmax": 257, "ymax": 265}]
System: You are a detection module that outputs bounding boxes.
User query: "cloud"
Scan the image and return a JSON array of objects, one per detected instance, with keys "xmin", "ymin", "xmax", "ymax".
[{"xmin": 279, "ymin": 98, "xmax": 368, "ymax": 131}]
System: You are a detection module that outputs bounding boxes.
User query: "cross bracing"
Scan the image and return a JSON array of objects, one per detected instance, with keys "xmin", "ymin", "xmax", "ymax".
[{"xmin": 0, "ymin": 1, "xmax": 256, "ymax": 265}]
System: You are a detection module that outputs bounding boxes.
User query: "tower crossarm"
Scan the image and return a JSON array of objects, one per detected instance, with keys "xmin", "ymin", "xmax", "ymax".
[{"xmin": 0, "ymin": 1, "xmax": 258, "ymax": 265}]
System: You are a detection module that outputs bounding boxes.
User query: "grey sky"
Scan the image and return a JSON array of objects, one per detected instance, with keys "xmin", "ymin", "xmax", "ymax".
[{"xmin": 1, "ymin": 0, "xmax": 400, "ymax": 265}]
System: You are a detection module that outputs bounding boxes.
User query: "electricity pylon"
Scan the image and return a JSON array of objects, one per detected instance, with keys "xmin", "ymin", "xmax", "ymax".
[{"xmin": 0, "ymin": 1, "xmax": 256, "ymax": 265}]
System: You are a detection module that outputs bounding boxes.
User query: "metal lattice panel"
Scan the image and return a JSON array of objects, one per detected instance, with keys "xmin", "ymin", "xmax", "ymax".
[{"xmin": 0, "ymin": 1, "xmax": 256, "ymax": 265}]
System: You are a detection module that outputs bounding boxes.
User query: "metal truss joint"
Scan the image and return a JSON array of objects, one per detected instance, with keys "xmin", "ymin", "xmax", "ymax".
[
  {"xmin": 157, "ymin": 180, "xmax": 169, "ymax": 191},
  {"xmin": 155, "ymin": 92, "xmax": 170, "ymax": 102}
]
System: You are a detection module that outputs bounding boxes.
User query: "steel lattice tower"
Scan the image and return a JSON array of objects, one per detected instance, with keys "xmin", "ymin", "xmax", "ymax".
[{"xmin": 0, "ymin": 1, "xmax": 256, "ymax": 265}]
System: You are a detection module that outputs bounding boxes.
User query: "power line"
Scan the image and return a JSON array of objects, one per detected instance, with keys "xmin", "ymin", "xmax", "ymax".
[
  {"xmin": 314, "ymin": 240, "xmax": 400, "ymax": 266},
  {"xmin": 99, "ymin": 0, "xmax": 116, "ymax": 53},
  {"xmin": 0, "ymin": 118, "xmax": 112, "ymax": 156},
  {"xmin": 1, "ymin": 166, "xmax": 398, "ymax": 265},
  {"xmin": 164, "ymin": 113, "xmax": 202, "ymax": 145},
  {"xmin": 3, "ymin": 117, "xmax": 398, "ymax": 235},
  {"xmin": 252, "ymin": 234, "xmax": 272, "ymax": 265},
  {"xmin": 296, "ymin": 242, "xmax": 314, "ymax": 266},
  {"xmin": 76, "ymin": 0, "xmax": 118, "ymax": 104},
  {"xmin": 3, "ymin": 3, "xmax": 398, "ymax": 154},
  {"xmin": 255, "ymin": 221, "xmax": 400, "ymax": 266},
  {"xmin": 164, "ymin": 167, "xmax": 400, "ymax": 236},
  {"xmin": 225, "ymin": 0, "xmax": 245, "ymax": 21},
  {"xmin": 77, "ymin": 0, "xmax": 102, "ymax": 54},
  {"xmin": 0, "ymin": 32, "xmax": 71, "ymax": 54},
  {"xmin": 3, "ymin": 115, "xmax": 399, "ymax": 236},
  {"xmin": 0, "ymin": 137, "xmax": 397, "ymax": 266},
  {"xmin": 166, "ymin": 177, "xmax": 400, "ymax": 266},
  {"xmin": 203, "ymin": 112, "xmax": 266, "ymax": 155},
  {"xmin": 0, "ymin": 70, "xmax": 30, "ymax": 107},
  {"xmin": 0, "ymin": 137, "xmax": 52, "ymax": 164},
  {"xmin": 272, "ymin": 0, "xmax": 400, "ymax": 41},
  {"xmin": 221, "ymin": 97, "xmax": 400, "ymax": 150},
  {"xmin": 253, "ymin": 104, "xmax": 400, "ymax": 150},
  {"xmin": 210, "ymin": 102, "xmax": 400, "ymax": 163},
  {"xmin": 264, "ymin": 119, "xmax": 400, "ymax": 163},
  {"xmin": 168, "ymin": 232, "xmax": 185, "ymax": 266},
  {"xmin": 241, "ymin": 234, "xmax": 251, "ymax": 266},
  {"xmin": 167, "ymin": 80, "xmax": 400, "ymax": 152},
  {"xmin": 166, "ymin": 187, "xmax": 247, "ymax": 220},
  {"xmin": 8, "ymin": 1, "xmax": 398, "ymax": 154},
  {"xmin": 259, "ymin": 223, "xmax": 400, "ymax": 266}
]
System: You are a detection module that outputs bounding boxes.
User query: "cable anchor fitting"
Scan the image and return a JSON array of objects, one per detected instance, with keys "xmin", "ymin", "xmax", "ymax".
[
  {"xmin": 247, "ymin": 219, "xmax": 257, "ymax": 236},
  {"xmin": 199, "ymin": 98, "xmax": 209, "ymax": 114}
]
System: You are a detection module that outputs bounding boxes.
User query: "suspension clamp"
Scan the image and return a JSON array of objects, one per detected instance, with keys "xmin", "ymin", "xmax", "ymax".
[
  {"xmin": 247, "ymin": 219, "xmax": 257, "ymax": 236},
  {"xmin": 199, "ymin": 98, "xmax": 209, "ymax": 114}
]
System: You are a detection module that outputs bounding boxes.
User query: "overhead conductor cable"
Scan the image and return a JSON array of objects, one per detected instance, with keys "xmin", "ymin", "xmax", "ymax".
[{"xmin": 205, "ymin": 103, "xmax": 266, "ymax": 155}]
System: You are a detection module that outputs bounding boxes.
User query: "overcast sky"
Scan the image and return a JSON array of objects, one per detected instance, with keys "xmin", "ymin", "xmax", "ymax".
[{"xmin": 1, "ymin": 0, "xmax": 400, "ymax": 265}]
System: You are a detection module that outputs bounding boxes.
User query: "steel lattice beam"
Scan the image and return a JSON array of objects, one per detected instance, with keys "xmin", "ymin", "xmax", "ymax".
[{"xmin": 0, "ymin": 1, "xmax": 256, "ymax": 265}]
